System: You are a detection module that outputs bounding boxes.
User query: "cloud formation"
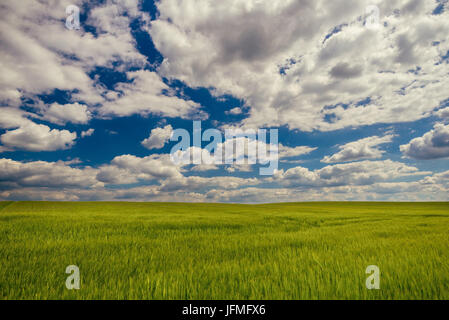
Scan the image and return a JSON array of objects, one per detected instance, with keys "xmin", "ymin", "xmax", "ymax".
[
  {"xmin": 99, "ymin": 70, "xmax": 205, "ymax": 119},
  {"xmin": 0, "ymin": 0, "xmax": 448, "ymax": 202},
  {"xmin": 141, "ymin": 125, "xmax": 173, "ymax": 150},
  {"xmin": 150, "ymin": 0, "xmax": 449, "ymax": 131},
  {"xmin": 437, "ymin": 106, "xmax": 449, "ymax": 119},
  {"xmin": 0, "ymin": 123, "xmax": 77, "ymax": 152},
  {"xmin": 274, "ymin": 160, "xmax": 427, "ymax": 188},
  {"xmin": 0, "ymin": 156, "xmax": 445, "ymax": 203},
  {"xmin": 400, "ymin": 123, "xmax": 449, "ymax": 159},
  {"xmin": 42, "ymin": 103, "xmax": 91, "ymax": 125},
  {"xmin": 322, "ymin": 135, "xmax": 394, "ymax": 163}
]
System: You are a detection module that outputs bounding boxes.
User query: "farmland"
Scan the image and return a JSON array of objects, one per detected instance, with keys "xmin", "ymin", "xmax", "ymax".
[{"xmin": 0, "ymin": 201, "xmax": 448, "ymax": 300}]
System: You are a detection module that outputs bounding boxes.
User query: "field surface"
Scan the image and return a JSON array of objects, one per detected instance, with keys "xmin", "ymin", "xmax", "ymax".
[{"xmin": 0, "ymin": 201, "xmax": 448, "ymax": 300}]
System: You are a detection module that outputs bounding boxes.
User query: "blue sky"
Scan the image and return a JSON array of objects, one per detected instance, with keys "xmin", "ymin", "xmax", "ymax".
[{"xmin": 0, "ymin": 0, "xmax": 448, "ymax": 202}]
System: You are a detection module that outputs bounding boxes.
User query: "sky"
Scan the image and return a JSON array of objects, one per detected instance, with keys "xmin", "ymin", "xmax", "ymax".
[{"xmin": 0, "ymin": 0, "xmax": 448, "ymax": 203}]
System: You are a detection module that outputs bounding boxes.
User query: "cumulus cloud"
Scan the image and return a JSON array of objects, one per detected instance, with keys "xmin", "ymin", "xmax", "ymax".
[
  {"xmin": 0, "ymin": 106, "xmax": 81, "ymax": 152},
  {"xmin": 97, "ymin": 154, "xmax": 183, "ymax": 185},
  {"xmin": 141, "ymin": 125, "xmax": 173, "ymax": 150},
  {"xmin": 207, "ymin": 169, "xmax": 449, "ymax": 202},
  {"xmin": 225, "ymin": 107, "xmax": 243, "ymax": 115},
  {"xmin": 225, "ymin": 164, "xmax": 253, "ymax": 173},
  {"xmin": 0, "ymin": 0, "xmax": 205, "ymax": 130},
  {"xmin": 158, "ymin": 175, "xmax": 260, "ymax": 193},
  {"xmin": 81, "ymin": 128, "xmax": 95, "ymax": 138},
  {"xmin": 273, "ymin": 160, "xmax": 428, "ymax": 188},
  {"xmin": 99, "ymin": 70, "xmax": 206, "ymax": 119},
  {"xmin": 0, "ymin": 122, "xmax": 77, "ymax": 152},
  {"xmin": 329, "ymin": 62, "xmax": 363, "ymax": 79},
  {"xmin": 96, "ymin": 153, "xmax": 260, "ymax": 192},
  {"xmin": 436, "ymin": 106, "xmax": 449, "ymax": 119},
  {"xmin": 42, "ymin": 103, "xmax": 91, "ymax": 125},
  {"xmin": 3, "ymin": 0, "xmax": 449, "ymax": 132},
  {"xmin": 0, "ymin": 108, "xmax": 34, "ymax": 129},
  {"xmin": 322, "ymin": 134, "xmax": 394, "ymax": 163},
  {"xmin": 191, "ymin": 164, "xmax": 220, "ymax": 172},
  {"xmin": 169, "ymin": 135, "xmax": 315, "ymax": 168},
  {"xmin": 0, "ymin": 158, "xmax": 100, "ymax": 189},
  {"xmin": 0, "ymin": 155, "xmax": 447, "ymax": 202},
  {"xmin": 150, "ymin": 0, "xmax": 449, "ymax": 131},
  {"xmin": 279, "ymin": 145, "xmax": 317, "ymax": 158},
  {"xmin": 0, "ymin": 0, "xmax": 148, "ymax": 108},
  {"xmin": 400, "ymin": 123, "xmax": 449, "ymax": 159},
  {"xmin": 1, "ymin": 0, "xmax": 448, "ymax": 203}
]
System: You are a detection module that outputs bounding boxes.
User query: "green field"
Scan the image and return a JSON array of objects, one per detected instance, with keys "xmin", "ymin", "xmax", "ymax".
[{"xmin": 0, "ymin": 201, "xmax": 448, "ymax": 300}]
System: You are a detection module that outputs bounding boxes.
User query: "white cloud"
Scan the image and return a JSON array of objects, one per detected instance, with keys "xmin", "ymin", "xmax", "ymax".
[
  {"xmin": 150, "ymin": 0, "xmax": 449, "ymax": 131},
  {"xmin": 169, "ymin": 135, "xmax": 315, "ymax": 171},
  {"xmin": 205, "ymin": 172, "xmax": 449, "ymax": 202},
  {"xmin": 400, "ymin": 123, "xmax": 449, "ymax": 159},
  {"xmin": 0, "ymin": 108, "xmax": 34, "ymax": 129},
  {"xmin": 322, "ymin": 134, "xmax": 394, "ymax": 163},
  {"xmin": 159, "ymin": 175, "xmax": 260, "ymax": 192},
  {"xmin": 42, "ymin": 103, "xmax": 91, "ymax": 125},
  {"xmin": 273, "ymin": 160, "xmax": 428, "ymax": 188},
  {"xmin": 225, "ymin": 107, "xmax": 243, "ymax": 115},
  {"xmin": 1, "ymin": 1, "xmax": 448, "ymax": 203},
  {"xmin": 420, "ymin": 169, "xmax": 449, "ymax": 189},
  {"xmin": 97, "ymin": 154, "xmax": 183, "ymax": 184},
  {"xmin": 279, "ymin": 145, "xmax": 317, "ymax": 158},
  {"xmin": 0, "ymin": 1, "xmax": 206, "ymax": 125},
  {"xmin": 2, "ymin": 0, "xmax": 448, "ymax": 132},
  {"xmin": 436, "ymin": 106, "xmax": 449, "ymax": 119},
  {"xmin": 99, "ymin": 70, "xmax": 206, "ymax": 119},
  {"xmin": 0, "ymin": 155, "xmax": 447, "ymax": 202},
  {"xmin": 96, "ymin": 153, "xmax": 260, "ymax": 192},
  {"xmin": 141, "ymin": 125, "xmax": 173, "ymax": 150},
  {"xmin": 81, "ymin": 128, "xmax": 95, "ymax": 138},
  {"xmin": 0, "ymin": 122, "xmax": 77, "ymax": 152},
  {"xmin": 0, "ymin": 158, "xmax": 100, "ymax": 189},
  {"xmin": 191, "ymin": 164, "xmax": 220, "ymax": 172},
  {"xmin": 225, "ymin": 164, "xmax": 253, "ymax": 173},
  {"xmin": 0, "ymin": 0, "xmax": 114, "ymax": 107}
]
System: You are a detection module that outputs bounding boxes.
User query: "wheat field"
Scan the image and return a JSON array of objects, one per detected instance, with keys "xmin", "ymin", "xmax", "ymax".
[{"xmin": 0, "ymin": 201, "xmax": 448, "ymax": 300}]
